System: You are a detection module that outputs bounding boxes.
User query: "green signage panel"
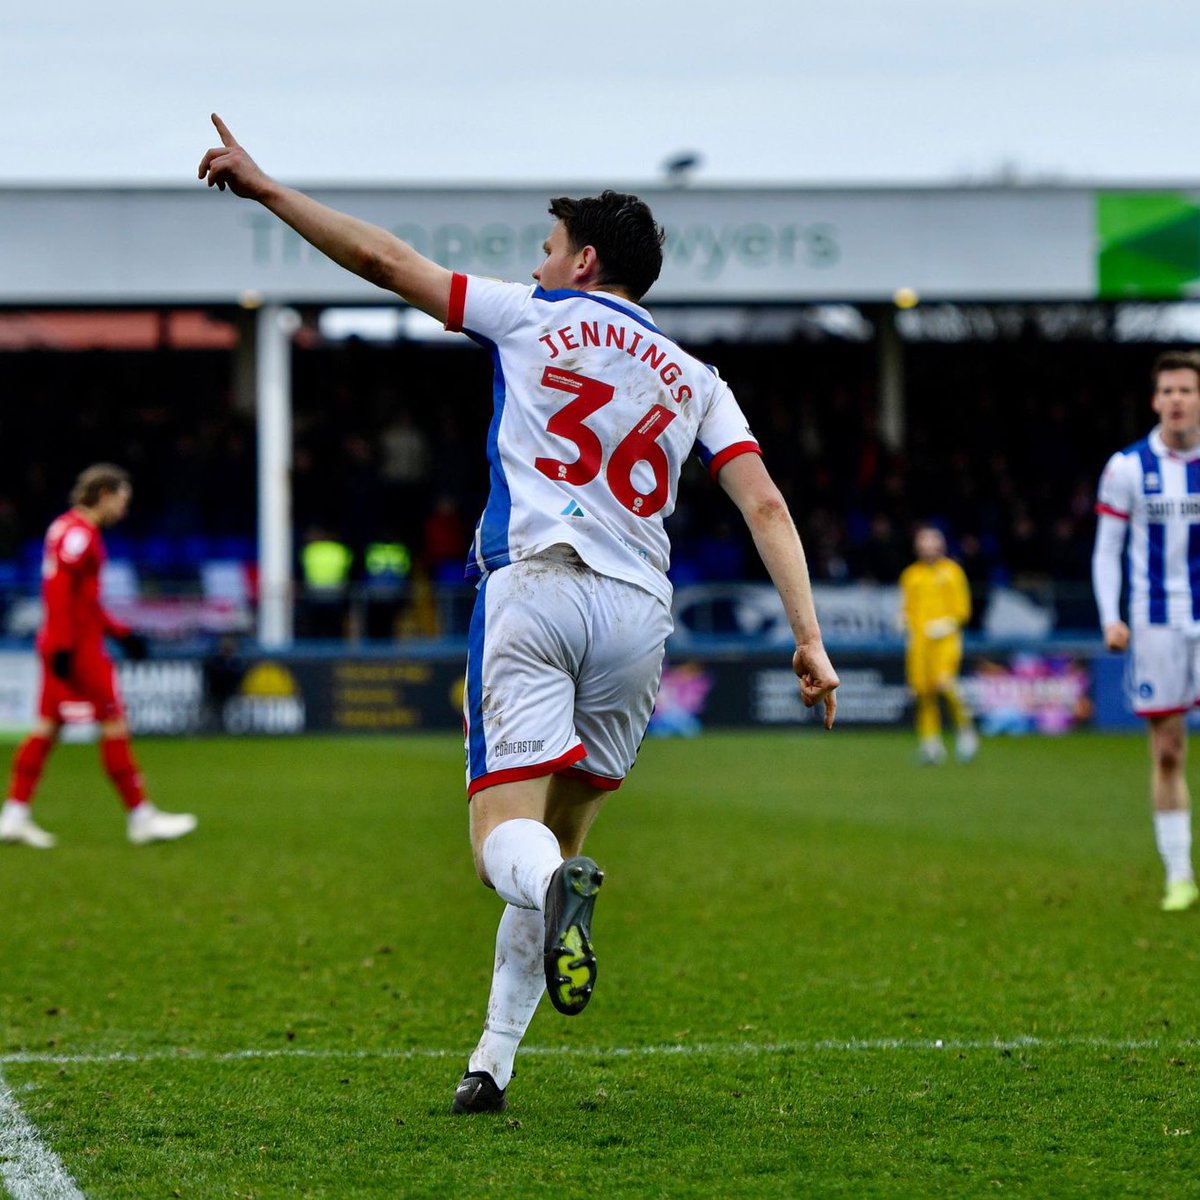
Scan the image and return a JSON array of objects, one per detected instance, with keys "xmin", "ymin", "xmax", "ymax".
[{"xmin": 1098, "ymin": 192, "xmax": 1200, "ymax": 299}]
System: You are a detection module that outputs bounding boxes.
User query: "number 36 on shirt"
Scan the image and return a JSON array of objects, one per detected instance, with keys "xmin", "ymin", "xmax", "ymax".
[{"xmin": 533, "ymin": 366, "xmax": 676, "ymax": 518}]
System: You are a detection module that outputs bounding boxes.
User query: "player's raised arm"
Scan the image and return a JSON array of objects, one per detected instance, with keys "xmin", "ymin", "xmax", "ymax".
[
  {"xmin": 197, "ymin": 114, "xmax": 452, "ymax": 322},
  {"xmin": 717, "ymin": 452, "xmax": 839, "ymax": 728}
]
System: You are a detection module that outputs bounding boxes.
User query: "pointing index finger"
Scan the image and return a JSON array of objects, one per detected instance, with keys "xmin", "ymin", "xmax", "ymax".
[{"xmin": 211, "ymin": 113, "xmax": 237, "ymax": 148}]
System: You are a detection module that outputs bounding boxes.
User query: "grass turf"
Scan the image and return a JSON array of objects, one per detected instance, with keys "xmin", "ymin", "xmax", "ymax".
[{"xmin": 1, "ymin": 730, "xmax": 1198, "ymax": 1197}]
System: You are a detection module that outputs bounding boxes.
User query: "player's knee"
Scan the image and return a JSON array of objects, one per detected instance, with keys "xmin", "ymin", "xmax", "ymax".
[
  {"xmin": 1157, "ymin": 746, "xmax": 1186, "ymax": 776},
  {"xmin": 468, "ymin": 810, "xmax": 509, "ymax": 889},
  {"xmin": 471, "ymin": 843, "xmax": 494, "ymax": 889},
  {"xmin": 1154, "ymin": 733, "xmax": 1187, "ymax": 775}
]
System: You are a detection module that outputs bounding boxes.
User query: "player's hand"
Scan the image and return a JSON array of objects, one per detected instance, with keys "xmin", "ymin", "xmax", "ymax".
[
  {"xmin": 49, "ymin": 650, "xmax": 73, "ymax": 681},
  {"xmin": 792, "ymin": 640, "xmax": 840, "ymax": 730},
  {"xmin": 1103, "ymin": 620, "xmax": 1130, "ymax": 652},
  {"xmin": 120, "ymin": 632, "xmax": 149, "ymax": 661},
  {"xmin": 924, "ymin": 617, "xmax": 958, "ymax": 639},
  {"xmin": 198, "ymin": 114, "xmax": 271, "ymax": 200}
]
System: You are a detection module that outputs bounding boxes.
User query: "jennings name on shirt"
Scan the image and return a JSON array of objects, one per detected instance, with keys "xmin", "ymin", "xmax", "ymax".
[{"xmin": 537, "ymin": 319, "xmax": 694, "ymax": 406}]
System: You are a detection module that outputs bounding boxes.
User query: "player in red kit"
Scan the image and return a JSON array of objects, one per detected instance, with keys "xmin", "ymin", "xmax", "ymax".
[{"xmin": 0, "ymin": 464, "xmax": 198, "ymax": 848}]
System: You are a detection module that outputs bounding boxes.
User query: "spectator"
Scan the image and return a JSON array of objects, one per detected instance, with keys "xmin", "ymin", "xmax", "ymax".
[
  {"xmin": 854, "ymin": 511, "xmax": 909, "ymax": 584},
  {"xmin": 379, "ymin": 408, "xmax": 431, "ymax": 543},
  {"xmin": 422, "ymin": 495, "xmax": 469, "ymax": 581}
]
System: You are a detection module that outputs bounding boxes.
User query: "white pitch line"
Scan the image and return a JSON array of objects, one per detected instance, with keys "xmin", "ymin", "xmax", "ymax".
[
  {"xmin": 0, "ymin": 1066, "xmax": 84, "ymax": 1200},
  {"xmin": 0, "ymin": 1034, "xmax": 1196, "ymax": 1068},
  {"xmin": 0, "ymin": 1036, "xmax": 1186, "ymax": 1199}
]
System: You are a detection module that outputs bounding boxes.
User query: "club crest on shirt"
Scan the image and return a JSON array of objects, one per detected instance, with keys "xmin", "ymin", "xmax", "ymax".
[{"xmin": 1143, "ymin": 470, "xmax": 1162, "ymax": 494}]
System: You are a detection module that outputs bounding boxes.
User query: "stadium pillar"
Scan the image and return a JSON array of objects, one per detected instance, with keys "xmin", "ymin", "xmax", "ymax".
[
  {"xmin": 876, "ymin": 306, "xmax": 905, "ymax": 452},
  {"xmin": 255, "ymin": 305, "xmax": 297, "ymax": 647},
  {"xmin": 232, "ymin": 310, "xmax": 257, "ymax": 416}
]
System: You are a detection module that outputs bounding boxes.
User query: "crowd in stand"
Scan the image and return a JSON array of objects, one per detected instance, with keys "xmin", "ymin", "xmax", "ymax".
[
  {"xmin": 0, "ymin": 349, "xmax": 254, "ymax": 572},
  {"xmin": 0, "ymin": 327, "xmax": 1164, "ymax": 619}
]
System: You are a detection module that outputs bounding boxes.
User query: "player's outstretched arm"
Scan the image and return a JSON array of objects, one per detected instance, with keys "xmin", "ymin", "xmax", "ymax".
[
  {"xmin": 718, "ymin": 453, "xmax": 839, "ymax": 728},
  {"xmin": 197, "ymin": 114, "xmax": 452, "ymax": 322}
]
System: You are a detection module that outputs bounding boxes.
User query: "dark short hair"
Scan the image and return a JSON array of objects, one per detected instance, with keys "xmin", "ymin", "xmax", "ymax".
[
  {"xmin": 71, "ymin": 463, "xmax": 131, "ymax": 508},
  {"xmin": 548, "ymin": 191, "xmax": 665, "ymax": 301},
  {"xmin": 1153, "ymin": 349, "xmax": 1200, "ymax": 387}
]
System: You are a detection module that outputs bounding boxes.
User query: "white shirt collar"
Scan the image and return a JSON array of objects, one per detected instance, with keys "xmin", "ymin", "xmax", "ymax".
[{"xmin": 1150, "ymin": 428, "xmax": 1200, "ymax": 462}]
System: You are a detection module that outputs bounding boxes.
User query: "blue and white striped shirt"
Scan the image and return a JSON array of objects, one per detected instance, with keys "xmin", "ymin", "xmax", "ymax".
[{"xmin": 1096, "ymin": 429, "xmax": 1200, "ymax": 628}]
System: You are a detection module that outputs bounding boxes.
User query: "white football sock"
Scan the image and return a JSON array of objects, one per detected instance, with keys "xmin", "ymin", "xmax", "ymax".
[
  {"xmin": 467, "ymin": 904, "xmax": 546, "ymax": 1090},
  {"xmin": 1153, "ymin": 809, "xmax": 1194, "ymax": 885},
  {"xmin": 481, "ymin": 818, "xmax": 562, "ymax": 910}
]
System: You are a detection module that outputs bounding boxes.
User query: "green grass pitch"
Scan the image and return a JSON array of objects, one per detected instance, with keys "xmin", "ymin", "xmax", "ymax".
[{"xmin": 1, "ymin": 730, "xmax": 1198, "ymax": 1198}]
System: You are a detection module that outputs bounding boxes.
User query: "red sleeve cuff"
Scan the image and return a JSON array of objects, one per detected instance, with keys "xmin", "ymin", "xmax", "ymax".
[
  {"xmin": 1095, "ymin": 503, "xmax": 1129, "ymax": 521},
  {"xmin": 707, "ymin": 441, "xmax": 763, "ymax": 480},
  {"xmin": 445, "ymin": 272, "xmax": 468, "ymax": 333}
]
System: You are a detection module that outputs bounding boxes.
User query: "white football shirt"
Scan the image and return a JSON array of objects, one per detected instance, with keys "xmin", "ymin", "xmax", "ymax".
[
  {"xmin": 1095, "ymin": 428, "xmax": 1200, "ymax": 629},
  {"xmin": 446, "ymin": 273, "xmax": 761, "ymax": 605}
]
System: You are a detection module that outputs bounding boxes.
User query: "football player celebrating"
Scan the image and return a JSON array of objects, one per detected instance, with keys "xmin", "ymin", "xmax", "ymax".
[
  {"xmin": 0, "ymin": 465, "xmax": 197, "ymax": 848},
  {"xmin": 199, "ymin": 114, "xmax": 838, "ymax": 1112}
]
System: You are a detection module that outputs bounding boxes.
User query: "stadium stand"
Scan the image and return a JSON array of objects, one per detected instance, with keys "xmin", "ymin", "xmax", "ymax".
[{"xmin": 0, "ymin": 308, "xmax": 1167, "ymax": 637}]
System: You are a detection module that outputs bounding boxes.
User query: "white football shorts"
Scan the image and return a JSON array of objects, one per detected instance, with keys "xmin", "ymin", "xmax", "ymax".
[
  {"xmin": 1128, "ymin": 625, "xmax": 1200, "ymax": 716},
  {"xmin": 463, "ymin": 546, "xmax": 673, "ymax": 797}
]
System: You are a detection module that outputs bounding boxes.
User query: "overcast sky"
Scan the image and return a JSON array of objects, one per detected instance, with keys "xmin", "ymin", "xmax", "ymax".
[{"xmin": 2, "ymin": 1, "xmax": 1198, "ymax": 188}]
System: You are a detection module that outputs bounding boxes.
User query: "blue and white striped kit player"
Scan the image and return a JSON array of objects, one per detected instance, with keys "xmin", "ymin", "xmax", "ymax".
[
  {"xmin": 196, "ymin": 124, "xmax": 842, "ymax": 1113},
  {"xmin": 1094, "ymin": 428, "xmax": 1200, "ymax": 715},
  {"xmin": 445, "ymin": 271, "xmax": 761, "ymax": 794}
]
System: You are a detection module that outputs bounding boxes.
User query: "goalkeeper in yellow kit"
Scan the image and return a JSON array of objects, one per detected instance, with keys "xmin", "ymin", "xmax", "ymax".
[{"xmin": 898, "ymin": 525, "xmax": 979, "ymax": 764}]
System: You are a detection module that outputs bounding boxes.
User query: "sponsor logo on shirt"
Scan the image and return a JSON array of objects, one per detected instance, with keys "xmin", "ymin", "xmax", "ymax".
[{"xmin": 1145, "ymin": 498, "xmax": 1200, "ymax": 520}]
